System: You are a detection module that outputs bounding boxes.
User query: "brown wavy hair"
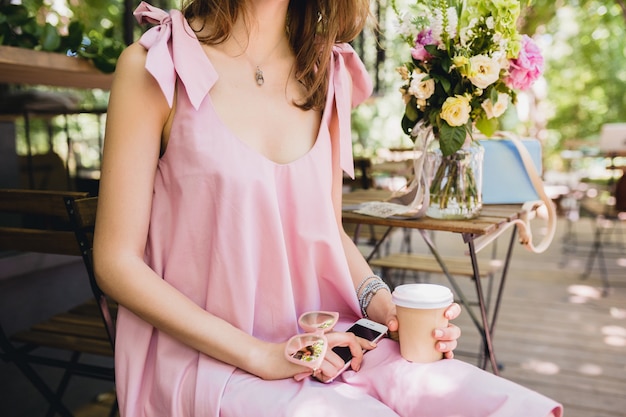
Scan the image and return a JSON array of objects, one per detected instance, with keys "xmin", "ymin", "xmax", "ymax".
[{"xmin": 181, "ymin": 0, "xmax": 371, "ymax": 110}]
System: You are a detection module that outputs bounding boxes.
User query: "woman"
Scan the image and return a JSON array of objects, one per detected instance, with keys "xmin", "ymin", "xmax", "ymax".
[{"xmin": 93, "ymin": 0, "xmax": 563, "ymax": 416}]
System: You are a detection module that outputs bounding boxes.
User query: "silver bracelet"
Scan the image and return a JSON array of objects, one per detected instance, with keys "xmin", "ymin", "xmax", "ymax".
[
  {"xmin": 356, "ymin": 275, "xmax": 381, "ymax": 298},
  {"xmin": 358, "ymin": 277, "xmax": 390, "ymax": 318}
]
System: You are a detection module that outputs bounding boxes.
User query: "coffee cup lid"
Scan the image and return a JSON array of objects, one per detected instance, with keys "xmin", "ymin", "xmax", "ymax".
[{"xmin": 392, "ymin": 284, "xmax": 453, "ymax": 309}]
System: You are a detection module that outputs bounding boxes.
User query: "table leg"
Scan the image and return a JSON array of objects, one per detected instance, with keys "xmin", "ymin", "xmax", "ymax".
[
  {"xmin": 486, "ymin": 227, "xmax": 517, "ymax": 339},
  {"xmin": 363, "ymin": 226, "xmax": 395, "ymax": 262},
  {"xmin": 418, "ymin": 227, "xmax": 519, "ymax": 375},
  {"xmin": 417, "ymin": 229, "xmax": 483, "ymax": 332},
  {"xmin": 466, "ymin": 238, "xmax": 499, "ymax": 375}
]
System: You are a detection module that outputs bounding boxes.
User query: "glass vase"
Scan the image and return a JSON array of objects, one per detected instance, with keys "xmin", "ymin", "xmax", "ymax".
[{"xmin": 424, "ymin": 136, "xmax": 484, "ymax": 220}]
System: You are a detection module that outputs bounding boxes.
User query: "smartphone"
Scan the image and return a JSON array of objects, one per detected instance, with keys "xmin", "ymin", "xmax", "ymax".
[{"xmin": 324, "ymin": 318, "xmax": 388, "ymax": 383}]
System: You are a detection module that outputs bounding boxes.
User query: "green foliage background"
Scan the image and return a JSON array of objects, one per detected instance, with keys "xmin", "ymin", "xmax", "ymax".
[{"xmin": 539, "ymin": 0, "xmax": 626, "ymax": 146}]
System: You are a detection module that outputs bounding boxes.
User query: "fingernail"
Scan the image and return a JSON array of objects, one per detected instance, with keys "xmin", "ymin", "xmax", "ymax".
[
  {"xmin": 434, "ymin": 329, "xmax": 444, "ymax": 338},
  {"xmin": 439, "ymin": 342, "xmax": 447, "ymax": 350}
]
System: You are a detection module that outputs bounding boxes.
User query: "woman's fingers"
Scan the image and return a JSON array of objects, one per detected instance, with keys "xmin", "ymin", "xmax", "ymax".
[
  {"xmin": 433, "ymin": 322, "xmax": 461, "ymax": 356},
  {"xmin": 314, "ymin": 331, "xmax": 378, "ymax": 381},
  {"xmin": 444, "ymin": 302, "xmax": 462, "ymax": 320}
]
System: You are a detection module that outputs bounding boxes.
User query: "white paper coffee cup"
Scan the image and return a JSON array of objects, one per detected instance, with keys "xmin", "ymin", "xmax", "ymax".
[{"xmin": 392, "ymin": 283, "xmax": 454, "ymax": 363}]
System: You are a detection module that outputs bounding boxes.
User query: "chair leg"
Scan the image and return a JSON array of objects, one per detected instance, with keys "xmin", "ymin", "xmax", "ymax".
[
  {"xmin": 108, "ymin": 396, "xmax": 119, "ymax": 417},
  {"xmin": 8, "ymin": 355, "xmax": 74, "ymax": 417},
  {"xmin": 45, "ymin": 351, "xmax": 81, "ymax": 417},
  {"xmin": 582, "ymin": 222, "xmax": 602, "ymax": 278},
  {"xmin": 582, "ymin": 219, "xmax": 611, "ymax": 295},
  {"xmin": 1, "ymin": 330, "xmax": 74, "ymax": 416}
]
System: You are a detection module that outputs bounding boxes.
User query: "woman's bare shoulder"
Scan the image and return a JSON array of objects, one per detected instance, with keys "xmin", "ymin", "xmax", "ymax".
[
  {"xmin": 114, "ymin": 42, "xmax": 149, "ymax": 76},
  {"xmin": 109, "ymin": 42, "xmax": 169, "ymax": 109}
]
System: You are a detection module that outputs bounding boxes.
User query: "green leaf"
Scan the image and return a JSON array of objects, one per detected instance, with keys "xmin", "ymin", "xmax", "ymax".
[
  {"xmin": 441, "ymin": 55, "xmax": 452, "ymax": 73},
  {"xmin": 433, "ymin": 73, "xmax": 451, "ymax": 93},
  {"xmin": 438, "ymin": 123, "xmax": 467, "ymax": 156},
  {"xmin": 475, "ymin": 116, "xmax": 499, "ymax": 138},
  {"xmin": 21, "ymin": 19, "xmax": 42, "ymax": 40},
  {"xmin": 60, "ymin": 20, "xmax": 85, "ymax": 52},
  {"xmin": 424, "ymin": 44, "xmax": 441, "ymax": 57},
  {"xmin": 405, "ymin": 100, "xmax": 419, "ymax": 122},
  {"xmin": 3, "ymin": 5, "xmax": 30, "ymax": 25},
  {"xmin": 40, "ymin": 23, "xmax": 61, "ymax": 51},
  {"xmin": 489, "ymin": 87, "xmax": 499, "ymax": 103},
  {"xmin": 401, "ymin": 115, "xmax": 416, "ymax": 136}
]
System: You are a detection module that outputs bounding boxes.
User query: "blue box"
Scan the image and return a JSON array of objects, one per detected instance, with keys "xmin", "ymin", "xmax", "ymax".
[{"xmin": 480, "ymin": 138, "xmax": 543, "ymax": 204}]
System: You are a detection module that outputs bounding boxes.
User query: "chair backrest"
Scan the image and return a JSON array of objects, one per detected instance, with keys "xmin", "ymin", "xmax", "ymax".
[
  {"xmin": 64, "ymin": 195, "xmax": 116, "ymax": 348},
  {"xmin": 0, "ymin": 189, "xmax": 89, "ymax": 255}
]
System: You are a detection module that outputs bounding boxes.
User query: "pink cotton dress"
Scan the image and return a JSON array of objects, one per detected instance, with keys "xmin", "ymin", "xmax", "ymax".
[{"xmin": 113, "ymin": 3, "xmax": 563, "ymax": 417}]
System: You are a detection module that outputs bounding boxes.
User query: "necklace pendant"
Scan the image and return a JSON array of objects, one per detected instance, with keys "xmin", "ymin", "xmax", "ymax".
[{"xmin": 255, "ymin": 66, "xmax": 264, "ymax": 86}]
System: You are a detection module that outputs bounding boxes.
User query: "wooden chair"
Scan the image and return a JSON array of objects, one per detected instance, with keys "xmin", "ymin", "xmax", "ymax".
[
  {"xmin": 0, "ymin": 189, "xmax": 115, "ymax": 417},
  {"xmin": 64, "ymin": 195, "xmax": 116, "ymax": 351}
]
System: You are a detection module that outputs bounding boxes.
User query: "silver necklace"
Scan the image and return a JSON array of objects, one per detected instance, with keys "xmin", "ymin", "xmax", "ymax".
[{"xmin": 233, "ymin": 34, "xmax": 285, "ymax": 87}]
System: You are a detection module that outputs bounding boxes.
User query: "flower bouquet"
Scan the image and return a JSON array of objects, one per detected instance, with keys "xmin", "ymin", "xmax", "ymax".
[{"xmin": 394, "ymin": 0, "xmax": 544, "ymax": 218}]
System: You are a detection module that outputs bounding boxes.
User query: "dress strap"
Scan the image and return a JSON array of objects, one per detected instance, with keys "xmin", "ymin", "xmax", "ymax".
[
  {"xmin": 330, "ymin": 44, "xmax": 373, "ymax": 178},
  {"xmin": 133, "ymin": 1, "xmax": 217, "ymax": 110}
]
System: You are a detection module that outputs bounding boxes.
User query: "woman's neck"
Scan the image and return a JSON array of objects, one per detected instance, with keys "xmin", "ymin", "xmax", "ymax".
[{"xmin": 230, "ymin": 1, "xmax": 290, "ymax": 63}]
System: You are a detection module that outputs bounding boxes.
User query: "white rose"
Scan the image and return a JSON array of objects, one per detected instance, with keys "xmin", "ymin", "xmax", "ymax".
[
  {"xmin": 481, "ymin": 93, "xmax": 510, "ymax": 119},
  {"xmin": 468, "ymin": 55, "xmax": 501, "ymax": 89},
  {"xmin": 408, "ymin": 71, "xmax": 435, "ymax": 100}
]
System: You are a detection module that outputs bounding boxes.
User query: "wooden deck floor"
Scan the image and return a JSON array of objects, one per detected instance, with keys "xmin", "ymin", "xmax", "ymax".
[
  {"xmin": 73, "ymin": 214, "xmax": 626, "ymax": 416},
  {"xmin": 379, "ymin": 214, "xmax": 626, "ymax": 417}
]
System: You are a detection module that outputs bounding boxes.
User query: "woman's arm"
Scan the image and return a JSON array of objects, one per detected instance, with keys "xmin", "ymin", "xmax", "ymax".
[
  {"xmin": 93, "ymin": 43, "xmax": 332, "ymax": 380},
  {"xmin": 329, "ymin": 97, "xmax": 461, "ymax": 358},
  {"xmin": 328, "ymin": 112, "xmax": 397, "ymax": 331}
]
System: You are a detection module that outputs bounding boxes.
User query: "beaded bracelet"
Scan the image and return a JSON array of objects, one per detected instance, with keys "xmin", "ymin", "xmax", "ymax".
[
  {"xmin": 356, "ymin": 275, "xmax": 390, "ymax": 318},
  {"xmin": 355, "ymin": 275, "xmax": 380, "ymax": 298},
  {"xmin": 360, "ymin": 281, "xmax": 389, "ymax": 318}
]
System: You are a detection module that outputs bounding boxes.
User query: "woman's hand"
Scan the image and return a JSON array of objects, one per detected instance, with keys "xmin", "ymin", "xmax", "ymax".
[
  {"xmin": 367, "ymin": 291, "xmax": 462, "ymax": 359},
  {"xmin": 435, "ymin": 303, "xmax": 462, "ymax": 359},
  {"xmin": 310, "ymin": 331, "xmax": 377, "ymax": 383},
  {"xmin": 251, "ymin": 331, "xmax": 375, "ymax": 382}
]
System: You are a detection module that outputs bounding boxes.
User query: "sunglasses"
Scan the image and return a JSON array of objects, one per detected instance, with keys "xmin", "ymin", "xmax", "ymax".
[{"xmin": 284, "ymin": 311, "xmax": 339, "ymax": 379}]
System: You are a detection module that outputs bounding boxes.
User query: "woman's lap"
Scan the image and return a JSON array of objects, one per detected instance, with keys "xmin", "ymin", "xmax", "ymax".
[
  {"xmin": 220, "ymin": 368, "xmax": 400, "ymax": 417},
  {"xmin": 220, "ymin": 339, "xmax": 562, "ymax": 417}
]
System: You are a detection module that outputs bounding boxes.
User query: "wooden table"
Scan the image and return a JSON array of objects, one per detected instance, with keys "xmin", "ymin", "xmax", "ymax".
[
  {"xmin": 1, "ymin": 46, "xmax": 113, "ymax": 190},
  {"xmin": 0, "ymin": 45, "xmax": 113, "ymax": 89},
  {"xmin": 342, "ymin": 189, "xmax": 526, "ymax": 374}
]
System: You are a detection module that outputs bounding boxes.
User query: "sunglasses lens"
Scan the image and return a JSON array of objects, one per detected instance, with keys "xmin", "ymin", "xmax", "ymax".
[
  {"xmin": 285, "ymin": 335, "xmax": 326, "ymax": 368},
  {"xmin": 299, "ymin": 311, "xmax": 338, "ymax": 332}
]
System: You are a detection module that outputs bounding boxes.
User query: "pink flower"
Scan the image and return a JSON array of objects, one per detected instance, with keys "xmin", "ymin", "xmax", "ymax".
[
  {"xmin": 411, "ymin": 30, "xmax": 435, "ymax": 61},
  {"xmin": 505, "ymin": 35, "xmax": 544, "ymax": 90}
]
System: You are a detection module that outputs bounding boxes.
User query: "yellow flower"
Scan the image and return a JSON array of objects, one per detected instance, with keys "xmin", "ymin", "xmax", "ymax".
[
  {"xmin": 468, "ymin": 55, "xmax": 501, "ymax": 89},
  {"xmin": 440, "ymin": 95, "xmax": 471, "ymax": 126},
  {"xmin": 481, "ymin": 92, "xmax": 510, "ymax": 119},
  {"xmin": 452, "ymin": 55, "xmax": 468, "ymax": 67}
]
